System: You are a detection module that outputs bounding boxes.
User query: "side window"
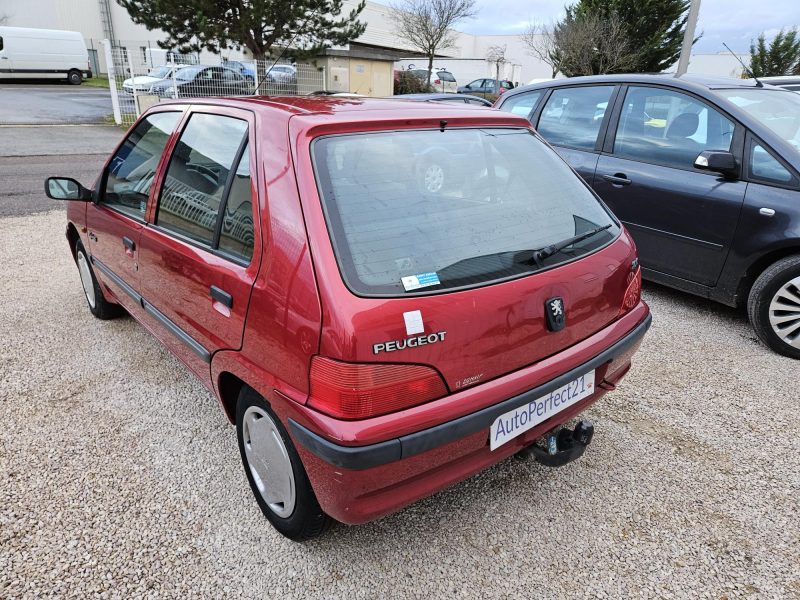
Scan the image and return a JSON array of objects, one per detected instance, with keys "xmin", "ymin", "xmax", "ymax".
[
  {"xmin": 498, "ymin": 91, "xmax": 543, "ymax": 118},
  {"xmin": 156, "ymin": 113, "xmax": 248, "ymax": 246},
  {"xmin": 0, "ymin": 36, "xmax": 4, "ymax": 52},
  {"xmin": 102, "ymin": 111, "xmax": 180, "ymax": 220},
  {"xmin": 614, "ymin": 86, "xmax": 735, "ymax": 170},
  {"xmin": 537, "ymin": 86, "xmax": 614, "ymax": 150},
  {"xmin": 437, "ymin": 71, "xmax": 456, "ymax": 83},
  {"xmin": 750, "ymin": 143, "xmax": 793, "ymax": 184},
  {"xmin": 218, "ymin": 145, "xmax": 254, "ymax": 261}
]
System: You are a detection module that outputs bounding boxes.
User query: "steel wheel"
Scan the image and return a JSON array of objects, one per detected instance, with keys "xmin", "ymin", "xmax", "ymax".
[
  {"xmin": 423, "ymin": 163, "xmax": 445, "ymax": 193},
  {"xmin": 242, "ymin": 405, "xmax": 296, "ymax": 518},
  {"xmin": 76, "ymin": 250, "xmax": 96, "ymax": 309},
  {"xmin": 768, "ymin": 275, "xmax": 800, "ymax": 348}
]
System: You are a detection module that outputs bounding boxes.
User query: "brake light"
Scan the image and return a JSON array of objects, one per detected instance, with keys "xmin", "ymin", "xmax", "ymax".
[
  {"xmin": 309, "ymin": 357, "xmax": 448, "ymax": 420},
  {"xmin": 434, "ymin": 79, "xmax": 441, "ymax": 84},
  {"xmin": 620, "ymin": 266, "xmax": 642, "ymax": 315}
]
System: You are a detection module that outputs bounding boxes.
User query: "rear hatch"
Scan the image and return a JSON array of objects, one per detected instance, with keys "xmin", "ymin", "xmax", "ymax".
[{"xmin": 308, "ymin": 124, "xmax": 638, "ymax": 410}]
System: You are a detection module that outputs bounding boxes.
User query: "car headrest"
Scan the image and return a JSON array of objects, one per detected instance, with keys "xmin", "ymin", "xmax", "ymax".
[{"xmin": 666, "ymin": 113, "xmax": 699, "ymax": 139}]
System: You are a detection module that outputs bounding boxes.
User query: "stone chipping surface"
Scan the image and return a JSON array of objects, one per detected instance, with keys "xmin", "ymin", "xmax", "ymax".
[{"xmin": 1, "ymin": 210, "xmax": 798, "ymax": 599}]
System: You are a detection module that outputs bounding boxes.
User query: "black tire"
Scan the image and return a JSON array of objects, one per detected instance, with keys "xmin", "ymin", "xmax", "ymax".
[
  {"xmin": 74, "ymin": 241, "xmax": 124, "ymax": 320},
  {"xmin": 747, "ymin": 255, "xmax": 800, "ymax": 359},
  {"xmin": 67, "ymin": 70, "xmax": 82, "ymax": 85},
  {"xmin": 236, "ymin": 387, "xmax": 332, "ymax": 540}
]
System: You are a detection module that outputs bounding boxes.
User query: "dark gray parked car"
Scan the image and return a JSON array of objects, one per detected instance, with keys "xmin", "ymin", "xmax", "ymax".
[
  {"xmin": 495, "ymin": 74, "xmax": 800, "ymax": 358},
  {"xmin": 457, "ymin": 78, "xmax": 514, "ymax": 98}
]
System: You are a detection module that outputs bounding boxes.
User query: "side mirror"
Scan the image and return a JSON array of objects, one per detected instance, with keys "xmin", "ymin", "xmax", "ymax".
[
  {"xmin": 694, "ymin": 151, "xmax": 737, "ymax": 177},
  {"xmin": 45, "ymin": 177, "xmax": 92, "ymax": 201}
]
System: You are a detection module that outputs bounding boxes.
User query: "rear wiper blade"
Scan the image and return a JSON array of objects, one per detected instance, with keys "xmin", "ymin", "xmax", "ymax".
[{"xmin": 531, "ymin": 224, "xmax": 613, "ymax": 266}]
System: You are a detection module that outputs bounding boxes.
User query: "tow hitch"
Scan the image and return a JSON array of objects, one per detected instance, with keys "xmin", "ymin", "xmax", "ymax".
[{"xmin": 517, "ymin": 420, "xmax": 594, "ymax": 467}]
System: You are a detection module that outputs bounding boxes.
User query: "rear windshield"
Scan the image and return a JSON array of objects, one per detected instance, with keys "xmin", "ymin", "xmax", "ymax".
[{"xmin": 312, "ymin": 128, "xmax": 619, "ymax": 296}]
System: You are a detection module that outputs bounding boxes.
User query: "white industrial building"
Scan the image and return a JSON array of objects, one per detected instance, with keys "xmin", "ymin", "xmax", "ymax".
[{"xmin": 1, "ymin": 0, "xmax": 748, "ymax": 93}]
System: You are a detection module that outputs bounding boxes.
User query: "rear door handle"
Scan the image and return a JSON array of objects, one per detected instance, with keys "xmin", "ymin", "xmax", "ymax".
[
  {"xmin": 602, "ymin": 174, "xmax": 632, "ymax": 186},
  {"xmin": 122, "ymin": 236, "xmax": 136, "ymax": 252},
  {"xmin": 210, "ymin": 286, "xmax": 233, "ymax": 309}
]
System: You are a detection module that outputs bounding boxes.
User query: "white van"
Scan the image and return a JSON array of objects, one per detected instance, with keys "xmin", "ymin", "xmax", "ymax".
[{"xmin": 0, "ymin": 27, "xmax": 92, "ymax": 85}]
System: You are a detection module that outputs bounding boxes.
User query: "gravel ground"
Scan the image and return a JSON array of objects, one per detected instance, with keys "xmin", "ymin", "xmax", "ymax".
[{"xmin": 1, "ymin": 210, "xmax": 798, "ymax": 599}]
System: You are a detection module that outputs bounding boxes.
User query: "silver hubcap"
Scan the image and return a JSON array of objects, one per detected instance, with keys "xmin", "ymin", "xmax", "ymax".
[
  {"xmin": 76, "ymin": 251, "xmax": 96, "ymax": 309},
  {"xmin": 424, "ymin": 164, "xmax": 444, "ymax": 193},
  {"xmin": 242, "ymin": 406, "xmax": 296, "ymax": 518},
  {"xmin": 768, "ymin": 275, "xmax": 800, "ymax": 348}
]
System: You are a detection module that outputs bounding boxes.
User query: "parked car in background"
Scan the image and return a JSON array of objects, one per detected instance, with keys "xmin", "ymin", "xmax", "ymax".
[
  {"xmin": 407, "ymin": 67, "xmax": 458, "ymax": 93},
  {"xmin": 394, "ymin": 92, "xmax": 492, "ymax": 106},
  {"xmin": 151, "ymin": 65, "xmax": 251, "ymax": 98},
  {"xmin": 265, "ymin": 63, "xmax": 297, "ymax": 83},
  {"xmin": 45, "ymin": 96, "xmax": 650, "ymax": 540},
  {"xmin": 123, "ymin": 64, "xmax": 185, "ymax": 94},
  {"xmin": 0, "ymin": 26, "xmax": 92, "ymax": 85},
  {"xmin": 758, "ymin": 76, "xmax": 800, "ymax": 92},
  {"xmin": 222, "ymin": 60, "xmax": 256, "ymax": 82},
  {"xmin": 458, "ymin": 78, "xmax": 514, "ymax": 98},
  {"xmin": 496, "ymin": 74, "xmax": 800, "ymax": 358}
]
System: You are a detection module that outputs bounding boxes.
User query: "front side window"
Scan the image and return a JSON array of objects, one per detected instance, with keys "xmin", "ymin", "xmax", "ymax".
[
  {"xmin": 750, "ymin": 142, "xmax": 793, "ymax": 184},
  {"xmin": 102, "ymin": 111, "xmax": 180, "ymax": 219},
  {"xmin": 156, "ymin": 113, "xmax": 248, "ymax": 246},
  {"xmin": 312, "ymin": 128, "xmax": 618, "ymax": 296},
  {"xmin": 614, "ymin": 86, "xmax": 735, "ymax": 169},
  {"xmin": 498, "ymin": 91, "xmax": 543, "ymax": 118},
  {"xmin": 537, "ymin": 86, "xmax": 614, "ymax": 150}
]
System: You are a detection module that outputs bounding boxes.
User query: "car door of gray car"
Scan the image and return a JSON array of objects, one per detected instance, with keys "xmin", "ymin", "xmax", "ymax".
[{"xmin": 593, "ymin": 85, "xmax": 747, "ymax": 287}]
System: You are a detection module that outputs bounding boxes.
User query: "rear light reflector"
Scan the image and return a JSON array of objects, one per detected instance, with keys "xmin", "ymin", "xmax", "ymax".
[
  {"xmin": 621, "ymin": 266, "xmax": 642, "ymax": 315},
  {"xmin": 309, "ymin": 357, "xmax": 448, "ymax": 420},
  {"xmin": 434, "ymin": 79, "xmax": 441, "ymax": 84}
]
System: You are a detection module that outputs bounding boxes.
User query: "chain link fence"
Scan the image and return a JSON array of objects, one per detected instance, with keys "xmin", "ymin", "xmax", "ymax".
[{"xmin": 102, "ymin": 41, "xmax": 326, "ymax": 127}]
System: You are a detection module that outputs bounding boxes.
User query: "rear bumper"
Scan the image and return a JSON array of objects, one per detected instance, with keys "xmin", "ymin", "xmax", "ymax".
[{"xmin": 289, "ymin": 306, "xmax": 651, "ymax": 524}]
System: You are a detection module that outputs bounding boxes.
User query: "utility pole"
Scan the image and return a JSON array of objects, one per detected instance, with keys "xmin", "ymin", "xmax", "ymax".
[{"xmin": 676, "ymin": 0, "xmax": 701, "ymax": 76}]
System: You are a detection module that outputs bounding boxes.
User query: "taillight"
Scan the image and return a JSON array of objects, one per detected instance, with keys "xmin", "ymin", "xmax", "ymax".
[
  {"xmin": 620, "ymin": 266, "xmax": 642, "ymax": 315},
  {"xmin": 434, "ymin": 79, "xmax": 441, "ymax": 84},
  {"xmin": 309, "ymin": 357, "xmax": 447, "ymax": 420}
]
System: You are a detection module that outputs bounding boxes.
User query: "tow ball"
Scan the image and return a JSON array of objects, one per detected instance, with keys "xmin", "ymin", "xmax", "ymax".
[{"xmin": 517, "ymin": 420, "xmax": 595, "ymax": 467}]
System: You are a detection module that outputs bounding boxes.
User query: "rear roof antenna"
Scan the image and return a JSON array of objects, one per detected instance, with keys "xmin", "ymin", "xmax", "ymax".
[{"xmin": 723, "ymin": 42, "xmax": 763, "ymax": 87}]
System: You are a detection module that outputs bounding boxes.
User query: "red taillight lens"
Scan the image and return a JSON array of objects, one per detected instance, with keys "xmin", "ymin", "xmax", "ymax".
[
  {"xmin": 434, "ymin": 79, "xmax": 441, "ymax": 84},
  {"xmin": 621, "ymin": 266, "xmax": 642, "ymax": 315},
  {"xmin": 309, "ymin": 357, "xmax": 448, "ymax": 420}
]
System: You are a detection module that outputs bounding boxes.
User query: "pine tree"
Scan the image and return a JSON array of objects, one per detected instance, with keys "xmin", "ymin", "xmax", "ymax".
[
  {"xmin": 750, "ymin": 29, "xmax": 800, "ymax": 77},
  {"xmin": 116, "ymin": 0, "xmax": 367, "ymax": 60},
  {"xmin": 567, "ymin": 0, "xmax": 692, "ymax": 73}
]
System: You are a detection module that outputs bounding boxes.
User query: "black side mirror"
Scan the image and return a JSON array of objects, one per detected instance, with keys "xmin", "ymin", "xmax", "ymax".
[
  {"xmin": 694, "ymin": 151, "xmax": 738, "ymax": 178},
  {"xmin": 45, "ymin": 177, "xmax": 92, "ymax": 201}
]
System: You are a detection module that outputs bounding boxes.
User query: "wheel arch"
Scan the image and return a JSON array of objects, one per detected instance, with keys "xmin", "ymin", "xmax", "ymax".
[
  {"xmin": 217, "ymin": 371, "xmax": 248, "ymax": 423},
  {"xmin": 66, "ymin": 222, "xmax": 81, "ymax": 261},
  {"xmin": 736, "ymin": 245, "xmax": 800, "ymax": 307}
]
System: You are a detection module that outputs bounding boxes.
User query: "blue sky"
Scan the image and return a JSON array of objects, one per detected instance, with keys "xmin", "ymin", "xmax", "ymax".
[{"xmin": 381, "ymin": 0, "xmax": 800, "ymax": 53}]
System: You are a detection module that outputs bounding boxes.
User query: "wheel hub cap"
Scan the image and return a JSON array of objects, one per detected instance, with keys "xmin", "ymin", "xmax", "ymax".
[
  {"xmin": 242, "ymin": 406, "xmax": 296, "ymax": 518},
  {"xmin": 768, "ymin": 275, "xmax": 800, "ymax": 348}
]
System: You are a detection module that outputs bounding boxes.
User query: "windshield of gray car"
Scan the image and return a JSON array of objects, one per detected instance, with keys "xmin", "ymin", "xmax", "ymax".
[{"xmin": 717, "ymin": 88, "xmax": 800, "ymax": 152}]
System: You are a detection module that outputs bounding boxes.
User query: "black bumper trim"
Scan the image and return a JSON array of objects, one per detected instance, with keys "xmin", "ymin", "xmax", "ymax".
[{"xmin": 289, "ymin": 313, "xmax": 652, "ymax": 470}]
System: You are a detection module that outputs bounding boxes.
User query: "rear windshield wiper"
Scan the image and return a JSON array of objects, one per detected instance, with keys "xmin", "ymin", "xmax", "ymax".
[{"xmin": 531, "ymin": 224, "xmax": 613, "ymax": 267}]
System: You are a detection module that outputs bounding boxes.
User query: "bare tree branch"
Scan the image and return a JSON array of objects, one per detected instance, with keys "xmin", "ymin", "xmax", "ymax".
[
  {"xmin": 486, "ymin": 44, "xmax": 506, "ymax": 86},
  {"xmin": 390, "ymin": 0, "xmax": 477, "ymax": 85},
  {"xmin": 521, "ymin": 23, "xmax": 562, "ymax": 78}
]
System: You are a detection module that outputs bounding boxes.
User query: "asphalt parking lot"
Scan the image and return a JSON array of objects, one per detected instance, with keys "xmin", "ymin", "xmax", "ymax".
[
  {"xmin": 1, "ymin": 127, "xmax": 798, "ymax": 598},
  {"xmin": 0, "ymin": 83, "xmax": 114, "ymax": 125}
]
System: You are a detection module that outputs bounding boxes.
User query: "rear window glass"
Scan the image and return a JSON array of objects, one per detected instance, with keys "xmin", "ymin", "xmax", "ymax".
[{"xmin": 312, "ymin": 128, "xmax": 619, "ymax": 296}]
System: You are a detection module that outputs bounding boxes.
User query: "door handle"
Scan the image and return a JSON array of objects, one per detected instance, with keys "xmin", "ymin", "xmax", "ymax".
[
  {"xmin": 602, "ymin": 173, "xmax": 631, "ymax": 186},
  {"xmin": 122, "ymin": 236, "xmax": 136, "ymax": 252},
  {"xmin": 210, "ymin": 286, "xmax": 233, "ymax": 309}
]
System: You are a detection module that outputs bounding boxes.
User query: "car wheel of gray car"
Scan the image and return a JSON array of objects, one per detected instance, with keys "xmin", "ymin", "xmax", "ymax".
[
  {"xmin": 74, "ymin": 241, "xmax": 124, "ymax": 320},
  {"xmin": 236, "ymin": 387, "xmax": 332, "ymax": 540},
  {"xmin": 747, "ymin": 255, "xmax": 800, "ymax": 359},
  {"xmin": 67, "ymin": 70, "xmax": 82, "ymax": 85}
]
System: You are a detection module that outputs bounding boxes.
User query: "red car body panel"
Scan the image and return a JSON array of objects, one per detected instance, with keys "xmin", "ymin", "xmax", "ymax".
[{"xmin": 63, "ymin": 97, "xmax": 651, "ymax": 526}]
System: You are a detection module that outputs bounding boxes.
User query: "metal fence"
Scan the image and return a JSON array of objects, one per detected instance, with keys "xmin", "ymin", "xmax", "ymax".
[{"xmin": 102, "ymin": 41, "xmax": 326, "ymax": 127}]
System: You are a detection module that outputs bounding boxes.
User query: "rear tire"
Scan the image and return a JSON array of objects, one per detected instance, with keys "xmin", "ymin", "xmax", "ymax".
[
  {"xmin": 74, "ymin": 241, "xmax": 124, "ymax": 320},
  {"xmin": 67, "ymin": 70, "xmax": 82, "ymax": 85},
  {"xmin": 236, "ymin": 387, "xmax": 332, "ymax": 540},
  {"xmin": 747, "ymin": 255, "xmax": 800, "ymax": 359}
]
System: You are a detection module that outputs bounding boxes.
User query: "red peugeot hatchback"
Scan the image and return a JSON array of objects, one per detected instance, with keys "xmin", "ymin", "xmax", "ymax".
[{"xmin": 46, "ymin": 97, "xmax": 651, "ymax": 540}]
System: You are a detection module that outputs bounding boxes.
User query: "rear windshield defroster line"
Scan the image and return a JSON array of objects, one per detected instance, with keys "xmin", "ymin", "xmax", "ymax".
[{"xmin": 311, "ymin": 127, "xmax": 619, "ymax": 297}]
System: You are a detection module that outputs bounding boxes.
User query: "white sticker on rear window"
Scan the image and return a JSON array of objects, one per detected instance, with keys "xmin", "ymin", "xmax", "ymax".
[{"xmin": 401, "ymin": 272, "xmax": 440, "ymax": 291}]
